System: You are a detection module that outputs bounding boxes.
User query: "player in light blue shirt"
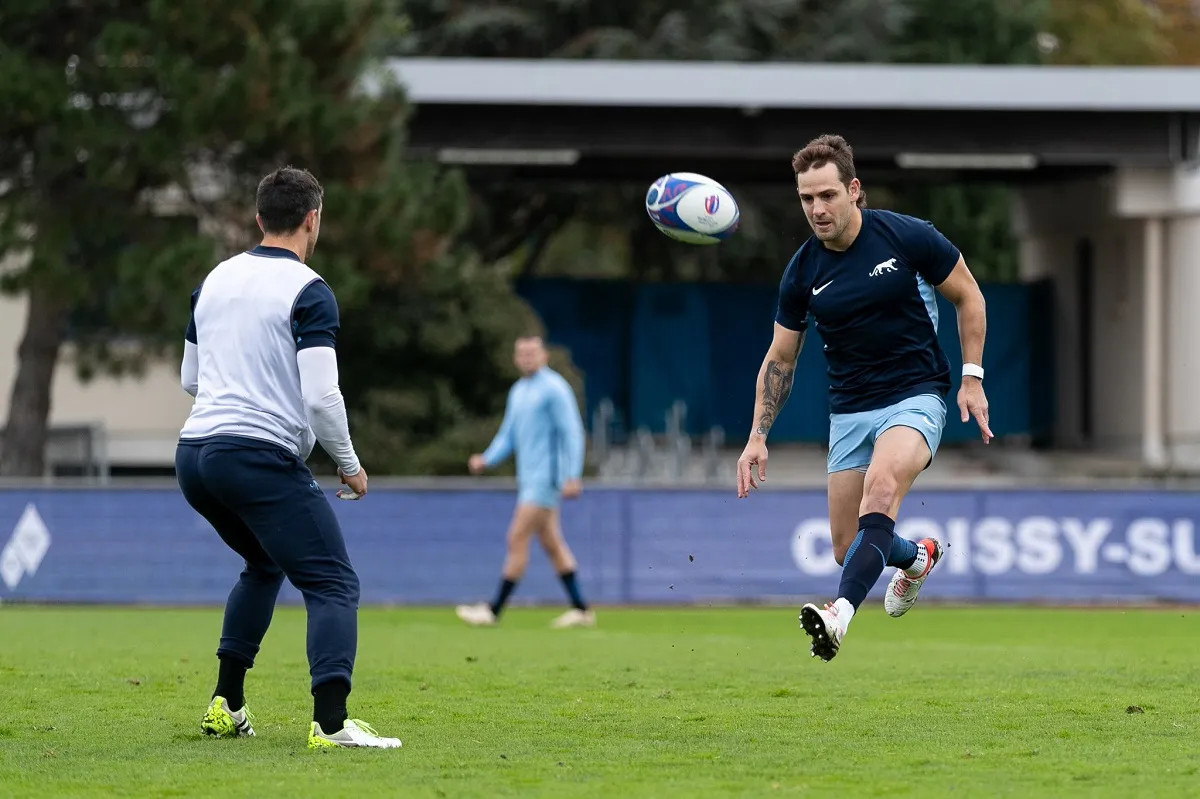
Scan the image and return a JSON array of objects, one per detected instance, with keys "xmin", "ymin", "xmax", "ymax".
[{"xmin": 456, "ymin": 335, "xmax": 593, "ymax": 629}]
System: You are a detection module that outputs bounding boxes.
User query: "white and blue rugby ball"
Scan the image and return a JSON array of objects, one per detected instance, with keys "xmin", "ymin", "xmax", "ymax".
[{"xmin": 645, "ymin": 172, "xmax": 740, "ymax": 245}]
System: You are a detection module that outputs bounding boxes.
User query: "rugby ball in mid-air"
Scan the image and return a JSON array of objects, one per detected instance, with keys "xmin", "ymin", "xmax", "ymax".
[{"xmin": 645, "ymin": 172, "xmax": 740, "ymax": 245}]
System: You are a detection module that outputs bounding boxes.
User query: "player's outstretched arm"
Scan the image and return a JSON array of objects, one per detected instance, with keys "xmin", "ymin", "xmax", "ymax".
[
  {"xmin": 753, "ymin": 324, "xmax": 805, "ymax": 439},
  {"xmin": 737, "ymin": 323, "xmax": 805, "ymax": 498},
  {"xmin": 292, "ymin": 279, "xmax": 366, "ymax": 498},
  {"xmin": 936, "ymin": 256, "xmax": 993, "ymax": 443},
  {"xmin": 471, "ymin": 386, "xmax": 516, "ymax": 474},
  {"xmin": 297, "ymin": 347, "xmax": 362, "ymax": 477}
]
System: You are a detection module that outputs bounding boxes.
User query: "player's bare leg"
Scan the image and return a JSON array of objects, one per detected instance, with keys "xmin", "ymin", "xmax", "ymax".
[
  {"xmin": 871, "ymin": 428, "xmax": 944, "ymax": 617},
  {"xmin": 861, "ymin": 425, "xmax": 928, "ymax": 518},
  {"xmin": 827, "ymin": 469, "xmax": 866, "ymax": 565},
  {"xmin": 538, "ymin": 510, "xmax": 595, "ymax": 629},
  {"xmin": 501, "ymin": 504, "xmax": 544, "ymax": 579},
  {"xmin": 455, "ymin": 504, "xmax": 542, "ymax": 626},
  {"xmin": 801, "ymin": 426, "xmax": 935, "ymax": 660}
]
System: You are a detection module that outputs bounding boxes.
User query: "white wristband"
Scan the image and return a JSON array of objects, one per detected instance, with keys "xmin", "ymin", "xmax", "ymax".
[{"xmin": 962, "ymin": 363, "xmax": 984, "ymax": 380}]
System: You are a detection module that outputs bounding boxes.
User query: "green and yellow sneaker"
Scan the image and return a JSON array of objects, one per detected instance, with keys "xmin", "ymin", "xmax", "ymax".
[
  {"xmin": 201, "ymin": 696, "xmax": 256, "ymax": 738},
  {"xmin": 307, "ymin": 719, "xmax": 401, "ymax": 750}
]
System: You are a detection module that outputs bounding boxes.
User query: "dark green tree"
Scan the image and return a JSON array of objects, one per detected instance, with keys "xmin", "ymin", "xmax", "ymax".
[
  {"xmin": 892, "ymin": 0, "xmax": 1044, "ymax": 64},
  {"xmin": 396, "ymin": 0, "xmax": 908, "ymax": 62},
  {"xmin": 1043, "ymin": 0, "xmax": 1168, "ymax": 66},
  {"xmin": 0, "ymin": 0, "xmax": 541, "ymax": 476}
]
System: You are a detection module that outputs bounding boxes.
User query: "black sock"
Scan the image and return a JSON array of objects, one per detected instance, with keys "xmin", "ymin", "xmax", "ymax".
[
  {"xmin": 559, "ymin": 571, "xmax": 588, "ymax": 611},
  {"xmin": 213, "ymin": 655, "xmax": 247, "ymax": 711},
  {"xmin": 313, "ymin": 678, "xmax": 350, "ymax": 734},
  {"xmin": 837, "ymin": 513, "xmax": 896, "ymax": 609},
  {"xmin": 490, "ymin": 578, "xmax": 518, "ymax": 617}
]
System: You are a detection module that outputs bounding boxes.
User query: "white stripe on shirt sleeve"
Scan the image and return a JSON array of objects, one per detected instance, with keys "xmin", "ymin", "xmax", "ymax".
[{"xmin": 296, "ymin": 346, "xmax": 361, "ymax": 476}]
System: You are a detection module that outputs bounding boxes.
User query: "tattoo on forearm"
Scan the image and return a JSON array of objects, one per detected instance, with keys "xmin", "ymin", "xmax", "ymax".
[{"xmin": 756, "ymin": 359, "xmax": 795, "ymax": 436}]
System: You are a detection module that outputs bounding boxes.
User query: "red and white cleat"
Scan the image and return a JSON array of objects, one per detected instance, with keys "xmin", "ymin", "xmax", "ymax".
[{"xmin": 884, "ymin": 538, "xmax": 943, "ymax": 618}]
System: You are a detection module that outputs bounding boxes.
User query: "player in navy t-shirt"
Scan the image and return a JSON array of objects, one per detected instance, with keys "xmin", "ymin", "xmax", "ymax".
[{"xmin": 735, "ymin": 135, "xmax": 992, "ymax": 662}]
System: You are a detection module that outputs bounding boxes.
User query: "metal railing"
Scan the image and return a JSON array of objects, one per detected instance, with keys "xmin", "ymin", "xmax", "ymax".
[{"xmin": 591, "ymin": 397, "xmax": 727, "ymax": 483}]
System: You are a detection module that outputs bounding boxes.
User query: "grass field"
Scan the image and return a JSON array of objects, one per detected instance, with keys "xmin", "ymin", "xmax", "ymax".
[{"xmin": 1, "ymin": 605, "xmax": 1196, "ymax": 798}]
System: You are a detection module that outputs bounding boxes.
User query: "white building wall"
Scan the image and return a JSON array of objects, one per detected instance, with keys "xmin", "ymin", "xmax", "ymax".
[
  {"xmin": 1015, "ymin": 166, "xmax": 1200, "ymax": 469},
  {"xmin": 1164, "ymin": 215, "xmax": 1200, "ymax": 467},
  {"xmin": 1089, "ymin": 220, "xmax": 1145, "ymax": 456},
  {"xmin": 0, "ymin": 292, "xmax": 191, "ymax": 468},
  {"xmin": 1014, "ymin": 177, "xmax": 1145, "ymax": 456}
]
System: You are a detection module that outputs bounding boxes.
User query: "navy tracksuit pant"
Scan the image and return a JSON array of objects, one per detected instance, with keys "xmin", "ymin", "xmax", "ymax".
[{"xmin": 175, "ymin": 435, "xmax": 360, "ymax": 692}]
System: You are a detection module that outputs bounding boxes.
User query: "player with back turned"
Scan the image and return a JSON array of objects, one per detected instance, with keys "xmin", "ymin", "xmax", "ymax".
[
  {"xmin": 736, "ymin": 135, "xmax": 992, "ymax": 662},
  {"xmin": 176, "ymin": 166, "xmax": 401, "ymax": 748}
]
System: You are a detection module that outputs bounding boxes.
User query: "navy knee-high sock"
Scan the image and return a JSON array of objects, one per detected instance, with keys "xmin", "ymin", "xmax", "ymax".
[
  {"xmin": 889, "ymin": 535, "xmax": 919, "ymax": 570},
  {"xmin": 838, "ymin": 513, "xmax": 897, "ymax": 609}
]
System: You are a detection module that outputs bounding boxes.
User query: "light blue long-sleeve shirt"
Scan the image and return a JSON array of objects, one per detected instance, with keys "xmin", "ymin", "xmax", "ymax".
[{"xmin": 482, "ymin": 367, "xmax": 585, "ymax": 487}]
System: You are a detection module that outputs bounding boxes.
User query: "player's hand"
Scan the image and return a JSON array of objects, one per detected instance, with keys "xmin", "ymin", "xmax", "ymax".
[
  {"xmin": 562, "ymin": 478, "xmax": 583, "ymax": 500},
  {"xmin": 736, "ymin": 435, "xmax": 769, "ymax": 499},
  {"xmin": 958, "ymin": 377, "xmax": 993, "ymax": 444},
  {"xmin": 468, "ymin": 454, "xmax": 486, "ymax": 475},
  {"xmin": 337, "ymin": 466, "xmax": 368, "ymax": 500}
]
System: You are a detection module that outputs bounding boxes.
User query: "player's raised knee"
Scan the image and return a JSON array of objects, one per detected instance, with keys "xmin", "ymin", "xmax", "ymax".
[{"xmin": 861, "ymin": 470, "xmax": 902, "ymax": 517}]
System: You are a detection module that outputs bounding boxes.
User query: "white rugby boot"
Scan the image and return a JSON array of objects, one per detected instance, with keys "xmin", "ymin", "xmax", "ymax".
[
  {"xmin": 550, "ymin": 608, "xmax": 596, "ymax": 628},
  {"xmin": 308, "ymin": 719, "xmax": 401, "ymax": 750},
  {"xmin": 884, "ymin": 538, "xmax": 944, "ymax": 618},
  {"xmin": 455, "ymin": 602, "xmax": 498, "ymax": 626},
  {"xmin": 799, "ymin": 601, "xmax": 846, "ymax": 662}
]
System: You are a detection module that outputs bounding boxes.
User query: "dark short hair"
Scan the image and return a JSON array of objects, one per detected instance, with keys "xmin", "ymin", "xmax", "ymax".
[
  {"xmin": 256, "ymin": 166, "xmax": 324, "ymax": 234},
  {"xmin": 791, "ymin": 134, "xmax": 867, "ymax": 208}
]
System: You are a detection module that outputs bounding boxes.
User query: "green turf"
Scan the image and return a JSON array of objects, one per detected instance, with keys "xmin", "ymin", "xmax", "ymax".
[{"xmin": 0, "ymin": 605, "xmax": 1196, "ymax": 797}]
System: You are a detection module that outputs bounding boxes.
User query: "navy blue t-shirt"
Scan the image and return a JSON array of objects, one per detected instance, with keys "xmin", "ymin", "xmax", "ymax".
[{"xmin": 775, "ymin": 209, "xmax": 961, "ymax": 415}]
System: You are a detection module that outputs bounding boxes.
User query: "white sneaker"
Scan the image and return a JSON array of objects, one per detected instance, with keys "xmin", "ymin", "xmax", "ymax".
[
  {"xmin": 455, "ymin": 602, "xmax": 497, "ymax": 626},
  {"xmin": 799, "ymin": 602, "xmax": 845, "ymax": 662},
  {"xmin": 550, "ymin": 608, "xmax": 596, "ymax": 629},
  {"xmin": 884, "ymin": 538, "xmax": 943, "ymax": 618},
  {"xmin": 308, "ymin": 719, "xmax": 401, "ymax": 750}
]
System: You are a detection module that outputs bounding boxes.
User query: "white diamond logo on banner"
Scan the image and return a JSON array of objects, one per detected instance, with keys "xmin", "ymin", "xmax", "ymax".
[{"xmin": 0, "ymin": 504, "xmax": 51, "ymax": 590}]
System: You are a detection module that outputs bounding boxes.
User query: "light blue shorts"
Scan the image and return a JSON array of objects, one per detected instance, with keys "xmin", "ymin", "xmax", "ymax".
[
  {"xmin": 827, "ymin": 393, "xmax": 947, "ymax": 474},
  {"xmin": 517, "ymin": 483, "xmax": 561, "ymax": 509}
]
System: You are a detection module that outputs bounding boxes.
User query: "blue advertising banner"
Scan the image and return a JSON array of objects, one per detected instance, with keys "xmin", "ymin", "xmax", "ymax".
[{"xmin": 1, "ymin": 487, "xmax": 1198, "ymax": 605}]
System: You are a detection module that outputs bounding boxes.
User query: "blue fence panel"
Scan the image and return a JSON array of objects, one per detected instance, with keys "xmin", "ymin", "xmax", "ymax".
[
  {"xmin": 630, "ymin": 284, "xmax": 714, "ymax": 433},
  {"xmin": 518, "ymin": 278, "xmax": 1050, "ymax": 443},
  {"xmin": 515, "ymin": 278, "xmax": 633, "ymax": 427},
  {"xmin": 2, "ymin": 487, "xmax": 1199, "ymax": 606},
  {"xmin": 702, "ymin": 283, "xmax": 830, "ymax": 442},
  {"xmin": 934, "ymin": 285, "xmax": 1033, "ymax": 443}
]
